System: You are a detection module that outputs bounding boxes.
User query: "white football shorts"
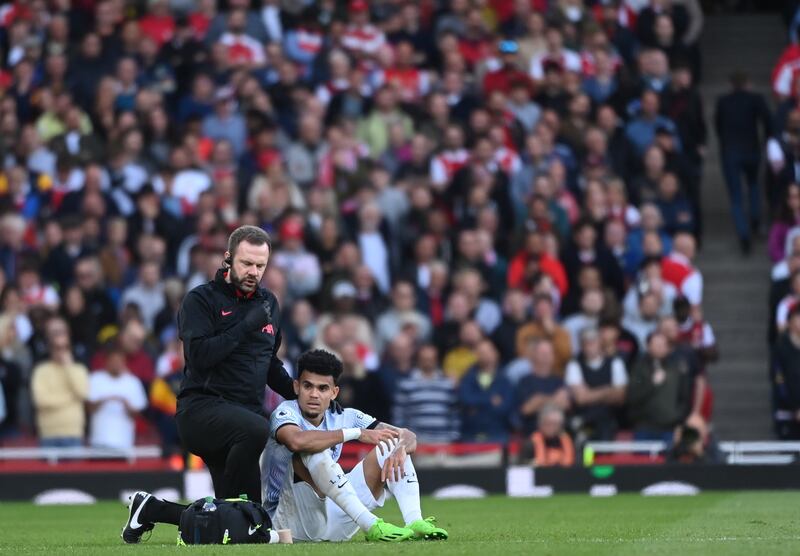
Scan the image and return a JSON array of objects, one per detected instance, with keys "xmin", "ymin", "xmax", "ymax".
[{"xmin": 272, "ymin": 460, "xmax": 387, "ymax": 542}]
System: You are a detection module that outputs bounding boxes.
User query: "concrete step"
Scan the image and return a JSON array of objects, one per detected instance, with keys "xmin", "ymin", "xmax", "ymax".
[{"xmin": 695, "ymin": 12, "xmax": 784, "ymax": 440}]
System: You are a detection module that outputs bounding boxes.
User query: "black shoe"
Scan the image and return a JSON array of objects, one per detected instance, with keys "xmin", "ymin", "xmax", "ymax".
[
  {"xmin": 740, "ymin": 238, "xmax": 751, "ymax": 255},
  {"xmin": 121, "ymin": 491, "xmax": 155, "ymax": 544}
]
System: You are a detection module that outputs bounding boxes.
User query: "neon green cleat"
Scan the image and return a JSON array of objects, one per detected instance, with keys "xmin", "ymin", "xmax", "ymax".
[
  {"xmin": 365, "ymin": 519, "xmax": 414, "ymax": 542},
  {"xmin": 408, "ymin": 517, "xmax": 449, "ymax": 540}
]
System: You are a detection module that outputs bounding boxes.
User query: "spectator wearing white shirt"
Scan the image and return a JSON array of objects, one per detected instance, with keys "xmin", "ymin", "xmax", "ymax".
[
  {"xmin": 565, "ymin": 327, "xmax": 627, "ymax": 441},
  {"xmin": 623, "ymin": 257, "xmax": 678, "ymax": 319},
  {"xmin": 17, "ymin": 264, "xmax": 59, "ymax": 310},
  {"xmin": 776, "ymin": 271, "xmax": 800, "ymax": 334},
  {"xmin": 528, "ymin": 25, "xmax": 581, "ymax": 81},
  {"xmin": 168, "ymin": 145, "xmax": 212, "ymax": 211},
  {"xmin": 87, "ymin": 345, "xmax": 148, "ymax": 450},
  {"xmin": 562, "ymin": 288, "xmax": 605, "ymax": 352},
  {"xmin": 357, "ymin": 201, "xmax": 391, "ymax": 294},
  {"xmin": 260, "ymin": 0, "xmax": 283, "ymax": 43},
  {"xmin": 121, "ymin": 261, "xmax": 165, "ymax": 333},
  {"xmin": 623, "ymin": 290, "xmax": 662, "ymax": 350}
]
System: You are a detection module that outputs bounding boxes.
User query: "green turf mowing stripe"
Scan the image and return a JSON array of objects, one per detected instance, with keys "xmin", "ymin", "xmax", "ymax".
[{"xmin": 0, "ymin": 493, "xmax": 799, "ymax": 555}]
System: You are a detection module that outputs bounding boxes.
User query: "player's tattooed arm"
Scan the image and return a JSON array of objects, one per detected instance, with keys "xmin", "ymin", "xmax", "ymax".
[
  {"xmin": 375, "ymin": 422, "xmax": 417, "ymax": 454},
  {"xmin": 276, "ymin": 424, "xmax": 348, "ymax": 453},
  {"xmin": 276, "ymin": 423, "xmax": 398, "ymax": 453}
]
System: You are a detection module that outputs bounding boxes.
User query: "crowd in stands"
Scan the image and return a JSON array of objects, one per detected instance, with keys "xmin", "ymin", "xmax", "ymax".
[
  {"xmin": 767, "ymin": 2, "xmax": 800, "ymax": 440},
  {"xmin": 0, "ymin": 0, "xmax": 723, "ymax": 465}
]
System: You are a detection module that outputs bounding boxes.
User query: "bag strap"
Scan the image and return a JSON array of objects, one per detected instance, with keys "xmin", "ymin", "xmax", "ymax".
[{"xmin": 232, "ymin": 501, "xmax": 268, "ymax": 529}]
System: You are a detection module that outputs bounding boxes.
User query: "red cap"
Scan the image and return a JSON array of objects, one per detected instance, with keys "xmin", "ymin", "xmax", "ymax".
[
  {"xmin": 349, "ymin": 0, "xmax": 369, "ymax": 12},
  {"xmin": 280, "ymin": 218, "xmax": 304, "ymax": 241}
]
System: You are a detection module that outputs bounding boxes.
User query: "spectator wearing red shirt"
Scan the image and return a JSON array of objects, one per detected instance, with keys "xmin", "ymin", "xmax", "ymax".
[
  {"xmin": 458, "ymin": 8, "xmax": 492, "ymax": 69},
  {"xmin": 91, "ymin": 319, "xmax": 155, "ymax": 385},
  {"xmin": 482, "ymin": 39, "xmax": 532, "ymax": 97},
  {"xmin": 375, "ymin": 40, "xmax": 431, "ymax": 104},
  {"xmin": 138, "ymin": 0, "xmax": 175, "ymax": 49},
  {"xmin": 342, "ymin": 0, "xmax": 386, "ymax": 59},
  {"xmin": 508, "ymin": 230, "xmax": 568, "ymax": 297},
  {"xmin": 189, "ymin": 0, "xmax": 216, "ymax": 40},
  {"xmin": 217, "ymin": 9, "xmax": 266, "ymax": 69}
]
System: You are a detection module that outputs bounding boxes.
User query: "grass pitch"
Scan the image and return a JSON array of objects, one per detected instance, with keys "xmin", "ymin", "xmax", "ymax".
[{"xmin": 0, "ymin": 492, "xmax": 798, "ymax": 555}]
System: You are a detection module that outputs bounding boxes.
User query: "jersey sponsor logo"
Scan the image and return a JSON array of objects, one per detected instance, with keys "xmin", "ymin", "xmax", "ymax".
[
  {"xmin": 221, "ymin": 309, "xmax": 233, "ymax": 316},
  {"xmin": 262, "ymin": 323, "xmax": 275, "ymax": 335}
]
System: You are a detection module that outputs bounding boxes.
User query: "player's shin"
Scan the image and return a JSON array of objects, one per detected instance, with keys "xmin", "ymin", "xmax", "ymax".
[
  {"xmin": 376, "ymin": 446, "xmax": 423, "ymax": 525},
  {"xmin": 300, "ymin": 451, "xmax": 378, "ymax": 532}
]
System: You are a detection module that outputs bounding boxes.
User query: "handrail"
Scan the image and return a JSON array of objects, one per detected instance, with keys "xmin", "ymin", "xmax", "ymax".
[
  {"xmin": 585, "ymin": 440, "xmax": 800, "ymax": 465},
  {"xmin": 0, "ymin": 445, "xmax": 161, "ymax": 464}
]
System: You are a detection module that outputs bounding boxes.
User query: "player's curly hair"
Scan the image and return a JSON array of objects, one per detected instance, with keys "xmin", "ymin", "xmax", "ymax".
[{"xmin": 296, "ymin": 349, "xmax": 343, "ymax": 384}]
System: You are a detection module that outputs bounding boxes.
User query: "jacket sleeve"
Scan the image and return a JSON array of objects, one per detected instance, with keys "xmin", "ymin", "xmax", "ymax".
[
  {"xmin": 265, "ymin": 296, "xmax": 297, "ymax": 400},
  {"xmin": 178, "ymin": 290, "xmax": 247, "ymax": 372},
  {"xmin": 458, "ymin": 374, "xmax": 492, "ymax": 409},
  {"xmin": 626, "ymin": 359, "xmax": 655, "ymax": 406},
  {"xmin": 267, "ymin": 327, "xmax": 297, "ymax": 400}
]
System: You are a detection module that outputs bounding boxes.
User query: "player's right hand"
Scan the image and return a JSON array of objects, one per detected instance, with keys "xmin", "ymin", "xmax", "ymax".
[
  {"xmin": 242, "ymin": 299, "xmax": 272, "ymax": 330},
  {"xmin": 359, "ymin": 428, "xmax": 400, "ymax": 446}
]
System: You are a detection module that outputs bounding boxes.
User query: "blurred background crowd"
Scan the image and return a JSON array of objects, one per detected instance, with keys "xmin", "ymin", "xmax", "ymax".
[{"xmin": 0, "ymin": 0, "xmax": 783, "ymax": 466}]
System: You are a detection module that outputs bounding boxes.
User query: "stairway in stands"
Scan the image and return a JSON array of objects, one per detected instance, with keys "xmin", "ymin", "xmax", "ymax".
[{"xmin": 697, "ymin": 13, "xmax": 785, "ymax": 439}]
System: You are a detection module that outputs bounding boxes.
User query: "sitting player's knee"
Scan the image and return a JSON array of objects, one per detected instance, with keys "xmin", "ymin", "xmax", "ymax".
[{"xmin": 300, "ymin": 449, "xmax": 333, "ymax": 470}]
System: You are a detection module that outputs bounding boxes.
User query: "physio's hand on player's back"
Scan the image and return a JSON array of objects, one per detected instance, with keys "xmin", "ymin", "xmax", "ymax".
[
  {"xmin": 242, "ymin": 299, "xmax": 272, "ymax": 331},
  {"xmin": 359, "ymin": 428, "xmax": 400, "ymax": 446}
]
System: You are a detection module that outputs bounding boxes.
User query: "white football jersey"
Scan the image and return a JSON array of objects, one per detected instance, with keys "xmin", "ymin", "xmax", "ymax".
[{"xmin": 260, "ymin": 400, "xmax": 376, "ymax": 517}]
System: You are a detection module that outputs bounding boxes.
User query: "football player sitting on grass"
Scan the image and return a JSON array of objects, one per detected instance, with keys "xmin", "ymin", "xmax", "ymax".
[
  {"xmin": 261, "ymin": 348, "xmax": 448, "ymax": 542},
  {"xmin": 120, "ymin": 349, "xmax": 448, "ymax": 543}
]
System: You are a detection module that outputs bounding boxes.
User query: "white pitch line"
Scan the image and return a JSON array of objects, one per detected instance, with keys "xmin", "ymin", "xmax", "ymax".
[{"xmin": 463, "ymin": 536, "xmax": 800, "ymax": 544}]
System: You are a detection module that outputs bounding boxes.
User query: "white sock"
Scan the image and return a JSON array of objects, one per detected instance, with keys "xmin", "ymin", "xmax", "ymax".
[
  {"xmin": 383, "ymin": 454, "xmax": 423, "ymax": 525},
  {"xmin": 301, "ymin": 451, "xmax": 378, "ymax": 532}
]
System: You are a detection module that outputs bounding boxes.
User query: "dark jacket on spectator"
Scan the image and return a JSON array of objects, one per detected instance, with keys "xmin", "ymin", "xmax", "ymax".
[
  {"xmin": 772, "ymin": 332, "xmax": 800, "ymax": 412},
  {"xmin": 458, "ymin": 365, "xmax": 514, "ymax": 442},
  {"xmin": 627, "ymin": 353, "xmax": 693, "ymax": 431},
  {"xmin": 561, "ymin": 244, "xmax": 625, "ymax": 300},
  {"xmin": 714, "ymin": 89, "xmax": 772, "ymax": 154}
]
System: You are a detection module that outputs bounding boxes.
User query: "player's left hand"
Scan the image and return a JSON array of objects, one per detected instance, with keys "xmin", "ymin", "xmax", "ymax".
[
  {"xmin": 328, "ymin": 399, "xmax": 344, "ymax": 414},
  {"xmin": 381, "ymin": 442, "xmax": 406, "ymax": 483}
]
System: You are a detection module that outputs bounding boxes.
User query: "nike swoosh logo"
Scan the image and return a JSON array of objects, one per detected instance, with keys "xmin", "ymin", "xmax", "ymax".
[
  {"xmin": 221, "ymin": 310, "xmax": 233, "ymax": 316},
  {"xmin": 406, "ymin": 479, "xmax": 418, "ymax": 483},
  {"xmin": 336, "ymin": 481, "xmax": 348, "ymax": 489},
  {"xmin": 128, "ymin": 493, "xmax": 152, "ymax": 529},
  {"xmin": 248, "ymin": 525, "xmax": 260, "ymax": 535}
]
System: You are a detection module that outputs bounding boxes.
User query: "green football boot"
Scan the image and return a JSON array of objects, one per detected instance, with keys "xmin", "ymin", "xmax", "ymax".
[
  {"xmin": 365, "ymin": 518, "xmax": 414, "ymax": 542},
  {"xmin": 408, "ymin": 517, "xmax": 449, "ymax": 540}
]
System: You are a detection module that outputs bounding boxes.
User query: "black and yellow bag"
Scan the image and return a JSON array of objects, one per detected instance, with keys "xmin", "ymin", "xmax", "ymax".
[{"xmin": 178, "ymin": 496, "xmax": 277, "ymax": 545}]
